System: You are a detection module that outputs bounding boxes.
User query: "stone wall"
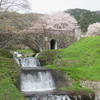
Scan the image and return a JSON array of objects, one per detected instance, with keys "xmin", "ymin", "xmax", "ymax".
[
  {"xmin": 48, "ymin": 69, "xmax": 95, "ymax": 100},
  {"xmin": 81, "ymin": 80, "xmax": 100, "ymax": 100},
  {"xmin": 50, "ymin": 69, "xmax": 72, "ymax": 88},
  {"xmin": 67, "ymin": 90, "xmax": 95, "ymax": 100}
]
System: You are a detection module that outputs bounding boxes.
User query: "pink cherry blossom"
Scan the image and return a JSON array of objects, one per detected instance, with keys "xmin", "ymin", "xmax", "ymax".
[
  {"xmin": 86, "ymin": 22, "xmax": 100, "ymax": 36},
  {"xmin": 33, "ymin": 11, "xmax": 78, "ymax": 31}
]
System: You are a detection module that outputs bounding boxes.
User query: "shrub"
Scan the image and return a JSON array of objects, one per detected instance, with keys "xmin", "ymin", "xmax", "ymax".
[{"xmin": 38, "ymin": 50, "xmax": 59, "ymax": 65}]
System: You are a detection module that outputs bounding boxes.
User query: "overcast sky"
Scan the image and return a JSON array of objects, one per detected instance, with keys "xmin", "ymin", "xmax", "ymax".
[{"xmin": 28, "ymin": 0, "xmax": 100, "ymax": 14}]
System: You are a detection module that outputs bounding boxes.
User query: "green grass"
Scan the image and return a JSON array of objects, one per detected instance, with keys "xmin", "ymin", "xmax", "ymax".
[
  {"xmin": 43, "ymin": 36, "xmax": 100, "ymax": 90},
  {"xmin": 0, "ymin": 49, "xmax": 25, "ymax": 100},
  {"xmin": 18, "ymin": 48, "xmax": 33, "ymax": 56},
  {"xmin": 10, "ymin": 48, "xmax": 34, "ymax": 57},
  {"xmin": 60, "ymin": 86, "xmax": 94, "ymax": 93},
  {"xmin": 0, "ymin": 78, "xmax": 24, "ymax": 100},
  {"xmin": 62, "ymin": 65, "xmax": 100, "ymax": 81}
]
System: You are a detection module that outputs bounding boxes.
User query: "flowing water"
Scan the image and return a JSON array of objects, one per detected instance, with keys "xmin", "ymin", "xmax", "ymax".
[
  {"xmin": 15, "ymin": 57, "xmax": 41, "ymax": 67},
  {"xmin": 15, "ymin": 57, "xmax": 71, "ymax": 100},
  {"xmin": 21, "ymin": 70, "xmax": 56, "ymax": 92},
  {"xmin": 26, "ymin": 94, "xmax": 71, "ymax": 100}
]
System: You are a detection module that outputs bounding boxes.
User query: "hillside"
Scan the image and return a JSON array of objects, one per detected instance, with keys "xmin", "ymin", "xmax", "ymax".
[
  {"xmin": 65, "ymin": 8, "xmax": 100, "ymax": 33},
  {"xmin": 94, "ymin": 10, "xmax": 100, "ymax": 15},
  {"xmin": 0, "ymin": 36, "xmax": 98, "ymax": 99},
  {"xmin": 1, "ymin": 8, "xmax": 100, "ymax": 33},
  {"xmin": 39, "ymin": 36, "xmax": 100, "ymax": 89},
  {"xmin": 0, "ymin": 49, "xmax": 24, "ymax": 100}
]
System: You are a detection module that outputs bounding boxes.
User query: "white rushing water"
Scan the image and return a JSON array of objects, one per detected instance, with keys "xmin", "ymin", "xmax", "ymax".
[
  {"xmin": 15, "ymin": 57, "xmax": 41, "ymax": 67},
  {"xmin": 15, "ymin": 57, "xmax": 71, "ymax": 100},
  {"xmin": 26, "ymin": 94, "xmax": 71, "ymax": 100},
  {"xmin": 21, "ymin": 71, "xmax": 56, "ymax": 92},
  {"xmin": 15, "ymin": 57, "xmax": 56, "ymax": 91}
]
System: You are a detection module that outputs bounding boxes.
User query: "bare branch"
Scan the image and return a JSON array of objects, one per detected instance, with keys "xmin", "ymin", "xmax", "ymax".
[
  {"xmin": 0, "ymin": 0, "xmax": 30, "ymax": 13},
  {"xmin": 0, "ymin": 0, "xmax": 3, "ymax": 7}
]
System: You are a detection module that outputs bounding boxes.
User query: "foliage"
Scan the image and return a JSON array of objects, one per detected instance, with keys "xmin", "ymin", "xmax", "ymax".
[
  {"xmin": 94, "ymin": 10, "xmax": 100, "ymax": 15},
  {"xmin": 86, "ymin": 22, "xmax": 100, "ymax": 36},
  {"xmin": 65, "ymin": 8, "xmax": 100, "ymax": 32},
  {"xmin": 33, "ymin": 11, "xmax": 78, "ymax": 30}
]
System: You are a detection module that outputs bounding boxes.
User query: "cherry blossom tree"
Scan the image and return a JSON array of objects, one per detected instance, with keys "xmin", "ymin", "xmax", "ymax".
[
  {"xmin": 27, "ymin": 11, "xmax": 79, "ymax": 51},
  {"xmin": 33, "ymin": 11, "xmax": 78, "ymax": 30},
  {"xmin": 86, "ymin": 22, "xmax": 100, "ymax": 36}
]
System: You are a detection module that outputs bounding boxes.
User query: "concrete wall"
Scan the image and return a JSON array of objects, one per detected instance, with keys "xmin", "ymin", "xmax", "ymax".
[{"xmin": 75, "ymin": 27, "xmax": 82, "ymax": 41}]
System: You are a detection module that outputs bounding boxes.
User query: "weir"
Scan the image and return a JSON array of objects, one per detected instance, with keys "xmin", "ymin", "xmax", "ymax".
[
  {"xmin": 15, "ymin": 57, "xmax": 71, "ymax": 100},
  {"xmin": 21, "ymin": 70, "xmax": 56, "ymax": 92}
]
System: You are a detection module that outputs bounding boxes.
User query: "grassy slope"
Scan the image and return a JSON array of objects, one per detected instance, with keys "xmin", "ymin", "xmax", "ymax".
[
  {"xmin": 0, "ymin": 50, "xmax": 25, "ymax": 100},
  {"xmin": 17, "ymin": 48, "xmax": 34, "ymax": 57},
  {"xmin": 44, "ymin": 36, "xmax": 100, "ymax": 89}
]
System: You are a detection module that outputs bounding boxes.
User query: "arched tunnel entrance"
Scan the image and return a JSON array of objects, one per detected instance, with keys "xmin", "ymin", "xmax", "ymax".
[{"xmin": 50, "ymin": 39, "xmax": 57, "ymax": 49}]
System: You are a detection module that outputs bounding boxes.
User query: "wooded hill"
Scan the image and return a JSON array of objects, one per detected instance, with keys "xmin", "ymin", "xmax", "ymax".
[
  {"xmin": 65, "ymin": 8, "xmax": 100, "ymax": 33},
  {"xmin": 1, "ymin": 8, "xmax": 100, "ymax": 33},
  {"xmin": 94, "ymin": 10, "xmax": 100, "ymax": 15}
]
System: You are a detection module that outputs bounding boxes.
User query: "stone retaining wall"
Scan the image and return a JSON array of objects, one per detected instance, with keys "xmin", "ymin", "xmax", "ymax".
[{"xmin": 80, "ymin": 80, "xmax": 100, "ymax": 100}]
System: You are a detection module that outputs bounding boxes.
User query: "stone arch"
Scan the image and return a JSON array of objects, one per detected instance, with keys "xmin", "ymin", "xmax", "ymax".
[{"xmin": 50, "ymin": 39, "xmax": 57, "ymax": 49}]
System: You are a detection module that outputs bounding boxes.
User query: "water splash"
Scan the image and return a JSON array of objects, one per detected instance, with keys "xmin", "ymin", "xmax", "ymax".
[
  {"xmin": 15, "ymin": 57, "xmax": 71, "ymax": 100},
  {"xmin": 15, "ymin": 57, "xmax": 41, "ymax": 67},
  {"xmin": 21, "ymin": 70, "xmax": 56, "ymax": 92},
  {"xmin": 26, "ymin": 94, "xmax": 71, "ymax": 100}
]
